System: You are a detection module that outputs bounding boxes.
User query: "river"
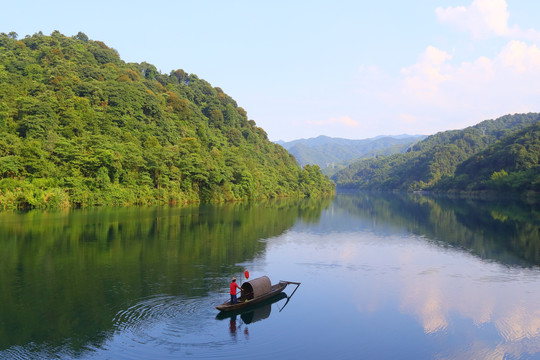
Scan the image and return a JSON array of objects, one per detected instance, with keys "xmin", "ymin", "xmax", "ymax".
[{"xmin": 0, "ymin": 192, "xmax": 538, "ymax": 359}]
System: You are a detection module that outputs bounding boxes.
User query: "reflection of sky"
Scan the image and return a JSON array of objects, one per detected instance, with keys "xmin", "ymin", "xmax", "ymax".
[{"xmin": 261, "ymin": 209, "xmax": 540, "ymax": 360}]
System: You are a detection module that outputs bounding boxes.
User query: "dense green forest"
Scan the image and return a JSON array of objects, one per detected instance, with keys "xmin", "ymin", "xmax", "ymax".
[
  {"xmin": 0, "ymin": 32, "xmax": 334, "ymax": 209},
  {"xmin": 332, "ymin": 113, "xmax": 540, "ymax": 195},
  {"xmin": 435, "ymin": 121, "xmax": 539, "ymax": 193}
]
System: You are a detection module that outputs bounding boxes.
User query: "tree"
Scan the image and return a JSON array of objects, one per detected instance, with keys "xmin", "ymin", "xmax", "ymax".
[
  {"xmin": 0, "ymin": 155, "xmax": 19, "ymax": 177},
  {"xmin": 75, "ymin": 32, "xmax": 89, "ymax": 42}
]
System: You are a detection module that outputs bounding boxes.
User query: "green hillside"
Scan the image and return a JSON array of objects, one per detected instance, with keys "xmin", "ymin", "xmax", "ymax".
[
  {"xmin": 435, "ymin": 121, "xmax": 540, "ymax": 193},
  {"xmin": 0, "ymin": 31, "xmax": 334, "ymax": 210},
  {"xmin": 332, "ymin": 113, "xmax": 539, "ymax": 194}
]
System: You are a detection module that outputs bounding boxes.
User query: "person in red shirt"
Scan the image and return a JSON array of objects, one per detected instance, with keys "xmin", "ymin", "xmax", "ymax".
[{"xmin": 230, "ymin": 277, "xmax": 242, "ymax": 304}]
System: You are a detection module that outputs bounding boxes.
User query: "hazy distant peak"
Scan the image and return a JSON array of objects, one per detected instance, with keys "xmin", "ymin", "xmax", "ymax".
[{"xmin": 275, "ymin": 134, "xmax": 426, "ymax": 172}]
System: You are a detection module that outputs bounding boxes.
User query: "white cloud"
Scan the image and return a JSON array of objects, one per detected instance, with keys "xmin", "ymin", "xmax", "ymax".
[
  {"xmin": 436, "ymin": 0, "xmax": 540, "ymax": 41},
  {"xmin": 398, "ymin": 113, "xmax": 421, "ymax": 126},
  {"xmin": 306, "ymin": 116, "xmax": 360, "ymax": 128},
  {"xmin": 344, "ymin": 1, "xmax": 540, "ymax": 138},
  {"xmin": 496, "ymin": 40, "xmax": 540, "ymax": 73},
  {"xmin": 405, "ymin": 40, "xmax": 540, "ymax": 96},
  {"xmin": 400, "ymin": 46, "xmax": 452, "ymax": 104},
  {"xmin": 377, "ymin": 40, "xmax": 540, "ymax": 134},
  {"xmin": 436, "ymin": 0, "xmax": 509, "ymax": 38}
]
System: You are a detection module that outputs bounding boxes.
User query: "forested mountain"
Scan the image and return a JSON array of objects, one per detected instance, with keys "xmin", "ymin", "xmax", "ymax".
[
  {"xmin": 276, "ymin": 135, "xmax": 425, "ymax": 175},
  {"xmin": 332, "ymin": 113, "xmax": 540, "ymax": 194},
  {"xmin": 435, "ymin": 121, "xmax": 539, "ymax": 193},
  {"xmin": 0, "ymin": 31, "xmax": 334, "ymax": 209}
]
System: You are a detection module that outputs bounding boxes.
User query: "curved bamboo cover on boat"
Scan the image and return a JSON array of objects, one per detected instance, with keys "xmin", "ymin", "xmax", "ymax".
[{"xmin": 241, "ymin": 276, "xmax": 271, "ymax": 298}]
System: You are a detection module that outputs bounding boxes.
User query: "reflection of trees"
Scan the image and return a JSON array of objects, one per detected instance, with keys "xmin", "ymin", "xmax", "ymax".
[
  {"xmin": 295, "ymin": 197, "xmax": 333, "ymax": 223},
  {"xmin": 0, "ymin": 197, "xmax": 331, "ymax": 354},
  {"xmin": 336, "ymin": 192, "xmax": 540, "ymax": 266}
]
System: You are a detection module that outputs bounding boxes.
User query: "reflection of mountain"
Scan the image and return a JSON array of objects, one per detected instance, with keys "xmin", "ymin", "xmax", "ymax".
[
  {"xmin": 0, "ymin": 198, "xmax": 331, "ymax": 355},
  {"xmin": 330, "ymin": 192, "xmax": 540, "ymax": 267}
]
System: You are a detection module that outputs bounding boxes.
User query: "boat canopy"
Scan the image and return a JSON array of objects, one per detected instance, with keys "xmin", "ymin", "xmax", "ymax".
[{"xmin": 241, "ymin": 276, "xmax": 271, "ymax": 299}]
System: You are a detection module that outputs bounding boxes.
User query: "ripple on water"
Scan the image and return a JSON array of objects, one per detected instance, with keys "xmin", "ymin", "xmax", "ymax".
[
  {"xmin": 1, "ymin": 343, "xmax": 76, "ymax": 360},
  {"xmin": 98, "ymin": 294, "xmax": 233, "ymax": 359},
  {"xmin": 99, "ymin": 292, "xmax": 295, "ymax": 359},
  {"xmin": 0, "ymin": 346, "xmax": 36, "ymax": 360},
  {"xmin": 112, "ymin": 293, "xmax": 221, "ymax": 337}
]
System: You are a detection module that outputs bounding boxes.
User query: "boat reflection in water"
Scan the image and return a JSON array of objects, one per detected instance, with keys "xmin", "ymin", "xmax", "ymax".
[
  {"xmin": 216, "ymin": 292, "xmax": 289, "ymax": 339},
  {"xmin": 216, "ymin": 292, "xmax": 288, "ymax": 324}
]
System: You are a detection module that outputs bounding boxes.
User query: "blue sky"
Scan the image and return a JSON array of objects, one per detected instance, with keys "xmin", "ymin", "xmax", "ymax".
[{"xmin": 2, "ymin": 0, "xmax": 540, "ymax": 141}]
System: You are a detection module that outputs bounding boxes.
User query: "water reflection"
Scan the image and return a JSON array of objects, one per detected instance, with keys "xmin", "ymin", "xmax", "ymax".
[
  {"xmin": 396, "ymin": 252, "xmax": 540, "ymax": 341},
  {"xmin": 0, "ymin": 192, "xmax": 538, "ymax": 359},
  {"xmin": 217, "ymin": 292, "xmax": 288, "ymax": 345},
  {"xmin": 227, "ymin": 315, "xmax": 250, "ymax": 341},
  {"xmin": 216, "ymin": 292, "xmax": 288, "ymax": 324},
  {"xmin": 266, "ymin": 192, "xmax": 540, "ymax": 359},
  {"xmin": 331, "ymin": 192, "xmax": 540, "ymax": 267},
  {"xmin": 0, "ymin": 198, "xmax": 332, "ymax": 358}
]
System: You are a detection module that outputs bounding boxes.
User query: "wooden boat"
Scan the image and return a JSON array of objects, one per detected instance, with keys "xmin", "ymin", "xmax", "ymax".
[
  {"xmin": 215, "ymin": 292, "xmax": 288, "ymax": 322},
  {"xmin": 216, "ymin": 276, "xmax": 300, "ymax": 312}
]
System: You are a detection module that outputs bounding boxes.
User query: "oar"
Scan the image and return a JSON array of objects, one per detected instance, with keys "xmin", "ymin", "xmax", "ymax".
[
  {"xmin": 278, "ymin": 281, "xmax": 301, "ymax": 312},
  {"xmin": 286, "ymin": 281, "xmax": 301, "ymax": 298}
]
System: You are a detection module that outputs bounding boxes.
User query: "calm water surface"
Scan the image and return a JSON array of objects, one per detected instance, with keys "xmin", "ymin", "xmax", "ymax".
[{"xmin": 0, "ymin": 193, "xmax": 539, "ymax": 359}]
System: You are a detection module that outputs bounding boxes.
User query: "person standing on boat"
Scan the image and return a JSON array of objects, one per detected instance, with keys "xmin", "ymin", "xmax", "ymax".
[{"xmin": 230, "ymin": 277, "xmax": 242, "ymax": 304}]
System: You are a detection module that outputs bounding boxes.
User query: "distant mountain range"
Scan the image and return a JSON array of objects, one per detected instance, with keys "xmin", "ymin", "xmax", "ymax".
[
  {"xmin": 276, "ymin": 135, "xmax": 426, "ymax": 175},
  {"xmin": 331, "ymin": 113, "xmax": 539, "ymax": 196}
]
